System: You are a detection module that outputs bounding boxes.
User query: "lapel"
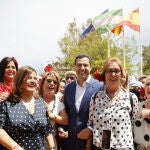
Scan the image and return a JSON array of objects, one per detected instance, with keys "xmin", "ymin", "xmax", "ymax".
[{"xmin": 69, "ymin": 81, "xmax": 77, "ymax": 113}]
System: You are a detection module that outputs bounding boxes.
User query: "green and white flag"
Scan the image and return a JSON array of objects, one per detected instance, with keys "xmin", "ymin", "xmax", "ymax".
[{"xmin": 92, "ymin": 9, "xmax": 123, "ymax": 34}]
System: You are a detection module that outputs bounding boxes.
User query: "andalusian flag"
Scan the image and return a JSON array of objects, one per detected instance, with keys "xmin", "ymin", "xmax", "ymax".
[
  {"xmin": 93, "ymin": 8, "xmax": 123, "ymax": 34},
  {"xmin": 80, "ymin": 9, "xmax": 109, "ymax": 38},
  {"xmin": 112, "ymin": 8, "xmax": 140, "ymax": 35},
  {"xmin": 80, "ymin": 8, "xmax": 122, "ymax": 38}
]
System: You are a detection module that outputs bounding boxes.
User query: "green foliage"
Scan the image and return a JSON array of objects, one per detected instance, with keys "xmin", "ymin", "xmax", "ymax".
[
  {"xmin": 57, "ymin": 18, "xmax": 140, "ymax": 75},
  {"xmin": 142, "ymin": 45, "xmax": 150, "ymax": 75}
]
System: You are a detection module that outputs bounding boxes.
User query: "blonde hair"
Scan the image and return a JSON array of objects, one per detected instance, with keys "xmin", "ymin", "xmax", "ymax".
[
  {"xmin": 65, "ymin": 71, "xmax": 77, "ymax": 78},
  {"xmin": 39, "ymin": 71, "xmax": 60, "ymax": 97},
  {"xmin": 101, "ymin": 57, "xmax": 123, "ymax": 82}
]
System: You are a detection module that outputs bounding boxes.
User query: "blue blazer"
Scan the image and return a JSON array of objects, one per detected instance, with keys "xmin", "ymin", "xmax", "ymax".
[{"xmin": 63, "ymin": 77, "xmax": 104, "ymax": 150}]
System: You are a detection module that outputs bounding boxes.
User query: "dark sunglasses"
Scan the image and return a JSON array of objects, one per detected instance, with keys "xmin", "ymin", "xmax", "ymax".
[
  {"xmin": 46, "ymin": 79, "xmax": 58, "ymax": 85},
  {"xmin": 66, "ymin": 76, "xmax": 76, "ymax": 80},
  {"xmin": 106, "ymin": 69, "xmax": 121, "ymax": 74}
]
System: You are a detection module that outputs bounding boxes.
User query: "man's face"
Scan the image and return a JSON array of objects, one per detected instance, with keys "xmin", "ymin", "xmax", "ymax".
[{"xmin": 75, "ymin": 57, "xmax": 91, "ymax": 82}]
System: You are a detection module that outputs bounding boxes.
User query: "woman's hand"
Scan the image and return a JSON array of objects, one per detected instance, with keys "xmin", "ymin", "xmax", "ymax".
[
  {"xmin": 58, "ymin": 127, "xmax": 68, "ymax": 139},
  {"xmin": 77, "ymin": 128, "xmax": 92, "ymax": 139},
  {"xmin": 0, "ymin": 92, "xmax": 9, "ymax": 102},
  {"xmin": 141, "ymin": 108, "xmax": 150, "ymax": 119}
]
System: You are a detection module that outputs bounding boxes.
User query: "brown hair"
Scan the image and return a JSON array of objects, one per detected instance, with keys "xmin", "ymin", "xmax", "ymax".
[
  {"xmin": 121, "ymin": 68, "xmax": 128, "ymax": 89},
  {"xmin": 101, "ymin": 57, "xmax": 123, "ymax": 82},
  {"xmin": 10, "ymin": 66, "xmax": 39, "ymax": 102},
  {"xmin": 39, "ymin": 71, "xmax": 60, "ymax": 97}
]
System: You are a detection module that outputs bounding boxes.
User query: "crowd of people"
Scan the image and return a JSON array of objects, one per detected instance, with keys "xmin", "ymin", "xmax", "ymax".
[{"xmin": 0, "ymin": 55, "xmax": 149, "ymax": 150}]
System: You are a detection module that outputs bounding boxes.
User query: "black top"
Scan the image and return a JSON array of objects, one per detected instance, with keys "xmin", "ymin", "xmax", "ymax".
[{"xmin": 0, "ymin": 98, "xmax": 53, "ymax": 150}]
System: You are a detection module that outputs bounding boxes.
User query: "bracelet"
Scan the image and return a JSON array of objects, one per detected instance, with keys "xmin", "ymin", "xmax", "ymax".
[
  {"xmin": 49, "ymin": 146, "xmax": 56, "ymax": 149},
  {"xmin": 11, "ymin": 145, "xmax": 19, "ymax": 150}
]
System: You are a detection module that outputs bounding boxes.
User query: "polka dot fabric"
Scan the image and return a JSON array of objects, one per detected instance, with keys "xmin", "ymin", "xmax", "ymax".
[
  {"xmin": 88, "ymin": 89, "xmax": 138, "ymax": 149},
  {"xmin": 133, "ymin": 101, "xmax": 150, "ymax": 148},
  {"xmin": 0, "ymin": 98, "xmax": 53, "ymax": 150}
]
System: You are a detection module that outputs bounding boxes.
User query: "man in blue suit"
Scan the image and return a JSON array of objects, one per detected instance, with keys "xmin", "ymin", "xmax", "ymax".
[{"xmin": 59, "ymin": 55, "xmax": 104, "ymax": 150}]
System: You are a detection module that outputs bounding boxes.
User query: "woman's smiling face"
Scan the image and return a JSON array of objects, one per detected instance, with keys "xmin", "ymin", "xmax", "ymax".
[
  {"xmin": 144, "ymin": 77, "xmax": 150, "ymax": 100},
  {"xmin": 43, "ymin": 75, "xmax": 58, "ymax": 97},
  {"xmin": 105, "ymin": 62, "xmax": 122, "ymax": 89}
]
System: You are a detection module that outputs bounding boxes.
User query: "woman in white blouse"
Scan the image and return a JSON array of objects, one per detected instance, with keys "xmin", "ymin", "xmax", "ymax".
[
  {"xmin": 134, "ymin": 76, "xmax": 150, "ymax": 150},
  {"xmin": 39, "ymin": 71, "xmax": 68, "ymax": 150},
  {"xmin": 77, "ymin": 57, "xmax": 138, "ymax": 150}
]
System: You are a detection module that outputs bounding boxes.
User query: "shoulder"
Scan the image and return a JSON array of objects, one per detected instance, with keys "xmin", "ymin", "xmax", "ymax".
[
  {"xmin": 55, "ymin": 96, "xmax": 64, "ymax": 105},
  {"xmin": 35, "ymin": 97, "xmax": 45, "ymax": 105},
  {"xmin": 65, "ymin": 81, "xmax": 76, "ymax": 90},
  {"xmin": 89, "ymin": 77, "xmax": 104, "ymax": 88},
  {"xmin": 0, "ymin": 82, "xmax": 4, "ymax": 91},
  {"xmin": 129, "ymin": 91, "xmax": 138, "ymax": 100}
]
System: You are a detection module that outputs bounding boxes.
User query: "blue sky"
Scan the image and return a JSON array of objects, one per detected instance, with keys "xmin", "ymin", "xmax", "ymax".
[{"xmin": 0, "ymin": 0, "xmax": 149, "ymax": 73}]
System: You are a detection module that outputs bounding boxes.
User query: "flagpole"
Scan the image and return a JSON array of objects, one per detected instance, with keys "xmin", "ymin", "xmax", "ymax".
[
  {"xmin": 139, "ymin": 32, "xmax": 143, "ymax": 75},
  {"xmin": 107, "ymin": 32, "xmax": 110, "ymax": 58},
  {"xmin": 122, "ymin": 27, "xmax": 126, "ymax": 68}
]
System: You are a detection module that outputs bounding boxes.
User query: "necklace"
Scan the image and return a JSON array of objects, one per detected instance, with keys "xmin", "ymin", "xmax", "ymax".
[
  {"xmin": 106, "ymin": 88, "xmax": 121, "ymax": 99},
  {"xmin": 46, "ymin": 96, "xmax": 56, "ymax": 113}
]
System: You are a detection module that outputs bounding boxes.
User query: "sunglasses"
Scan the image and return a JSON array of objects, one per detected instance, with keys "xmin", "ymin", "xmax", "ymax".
[
  {"xmin": 46, "ymin": 79, "xmax": 58, "ymax": 85},
  {"xmin": 66, "ymin": 76, "xmax": 76, "ymax": 80},
  {"xmin": 106, "ymin": 69, "xmax": 121, "ymax": 74}
]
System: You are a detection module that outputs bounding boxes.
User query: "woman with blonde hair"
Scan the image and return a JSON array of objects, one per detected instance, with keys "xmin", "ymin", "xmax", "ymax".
[
  {"xmin": 39, "ymin": 71, "xmax": 68, "ymax": 150},
  {"xmin": 78, "ymin": 57, "xmax": 138, "ymax": 150}
]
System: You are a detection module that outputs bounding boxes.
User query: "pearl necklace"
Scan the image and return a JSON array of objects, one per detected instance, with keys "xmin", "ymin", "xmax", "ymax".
[{"xmin": 46, "ymin": 98, "xmax": 56, "ymax": 113}]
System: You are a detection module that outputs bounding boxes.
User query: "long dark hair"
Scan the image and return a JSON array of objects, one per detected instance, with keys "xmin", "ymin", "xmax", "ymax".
[{"xmin": 0, "ymin": 57, "xmax": 18, "ymax": 82}]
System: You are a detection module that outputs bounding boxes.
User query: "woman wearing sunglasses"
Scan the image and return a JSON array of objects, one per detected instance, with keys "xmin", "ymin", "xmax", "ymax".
[
  {"xmin": 39, "ymin": 71, "xmax": 69, "ymax": 150},
  {"xmin": 65, "ymin": 70, "xmax": 77, "ymax": 85}
]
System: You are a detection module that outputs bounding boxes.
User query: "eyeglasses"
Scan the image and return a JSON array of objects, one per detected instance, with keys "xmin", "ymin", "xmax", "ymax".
[
  {"xmin": 46, "ymin": 79, "xmax": 58, "ymax": 85},
  {"xmin": 106, "ymin": 69, "xmax": 121, "ymax": 74},
  {"xmin": 66, "ymin": 76, "xmax": 76, "ymax": 80},
  {"xmin": 145, "ymin": 83, "xmax": 150, "ymax": 86}
]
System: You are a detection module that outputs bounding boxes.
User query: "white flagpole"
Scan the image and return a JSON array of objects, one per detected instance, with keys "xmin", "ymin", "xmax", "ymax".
[
  {"xmin": 122, "ymin": 27, "xmax": 126, "ymax": 68},
  {"xmin": 139, "ymin": 31, "xmax": 143, "ymax": 76},
  {"xmin": 108, "ymin": 35, "xmax": 110, "ymax": 58}
]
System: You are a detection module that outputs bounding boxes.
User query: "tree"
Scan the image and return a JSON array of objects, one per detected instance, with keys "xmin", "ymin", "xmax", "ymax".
[
  {"xmin": 142, "ymin": 45, "xmax": 150, "ymax": 75},
  {"xmin": 58, "ymin": 18, "xmax": 118, "ymax": 70},
  {"xmin": 57, "ymin": 18, "xmax": 139, "ymax": 75}
]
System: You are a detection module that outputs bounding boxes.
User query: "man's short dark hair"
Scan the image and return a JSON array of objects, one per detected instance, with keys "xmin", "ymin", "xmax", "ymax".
[{"xmin": 74, "ymin": 55, "xmax": 91, "ymax": 65}]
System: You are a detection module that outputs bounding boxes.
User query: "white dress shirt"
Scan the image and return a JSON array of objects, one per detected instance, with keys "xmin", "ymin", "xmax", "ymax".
[{"xmin": 75, "ymin": 76, "xmax": 91, "ymax": 112}]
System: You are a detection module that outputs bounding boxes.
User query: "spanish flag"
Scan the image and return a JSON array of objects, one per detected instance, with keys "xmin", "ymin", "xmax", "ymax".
[{"xmin": 112, "ymin": 8, "xmax": 140, "ymax": 35}]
